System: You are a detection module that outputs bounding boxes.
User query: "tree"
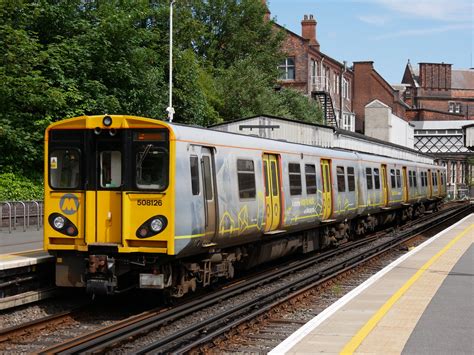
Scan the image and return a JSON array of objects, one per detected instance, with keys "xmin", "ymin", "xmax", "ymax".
[{"xmin": 0, "ymin": 0, "xmax": 322, "ymax": 181}]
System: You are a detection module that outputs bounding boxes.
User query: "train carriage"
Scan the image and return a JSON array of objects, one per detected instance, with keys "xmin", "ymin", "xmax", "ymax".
[{"xmin": 44, "ymin": 115, "xmax": 446, "ymax": 296}]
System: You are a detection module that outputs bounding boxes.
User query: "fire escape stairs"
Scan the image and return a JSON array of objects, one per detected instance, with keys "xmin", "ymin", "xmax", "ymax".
[{"xmin": 312, "ymin": 91, "xmax": 338, "ymax": 128}]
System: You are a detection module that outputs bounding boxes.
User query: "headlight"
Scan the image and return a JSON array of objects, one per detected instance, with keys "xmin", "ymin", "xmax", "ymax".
[
  {"xmin": 103, "ymin": 115, "xmax": 112, "ymax": 126},
  {"xmin": 54, "ymin": 216, "xmax": 65, "ymax": 229},
  {"xmin": 150, "ymin": 218, "xmax": 163, "ymax": 232}
]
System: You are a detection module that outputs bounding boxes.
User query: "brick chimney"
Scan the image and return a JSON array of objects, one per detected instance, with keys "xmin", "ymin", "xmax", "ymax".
[{"xmin": 301, "ymin": 14, "xmax": 320, "ymax": 50}]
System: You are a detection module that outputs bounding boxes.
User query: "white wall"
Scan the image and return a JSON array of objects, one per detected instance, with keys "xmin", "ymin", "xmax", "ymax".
[{"xmin": 364, "ymin": 100, "xmax": 414, "ymax": 149}]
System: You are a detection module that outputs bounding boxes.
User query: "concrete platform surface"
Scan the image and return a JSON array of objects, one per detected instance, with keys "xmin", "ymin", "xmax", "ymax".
[
  {"xmin": 270, "ymin": 214, "xmax": 474, "ymax": 354},
  {"xmin": 0, "ymin": 229, "xmax": 43, "ymax": 254}
]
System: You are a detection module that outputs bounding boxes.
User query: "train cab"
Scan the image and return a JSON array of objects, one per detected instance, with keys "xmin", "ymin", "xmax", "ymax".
[{"xmin": 44, "ymin": 115, "xmax": 176, "ymax": 293}]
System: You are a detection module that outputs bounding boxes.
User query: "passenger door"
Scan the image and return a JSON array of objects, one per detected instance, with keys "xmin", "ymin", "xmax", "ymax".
[
  {"xmin": 321, "ymin": 159, "xmax": 332, "ymax": 220},
  {"xmin": 381, "ymin": 164, "xmax": 389, "ymax": 206},
  {"xmin": 200, "ymin": 147, "xmax": 217, "ymax": 244},
  {"xmin": 427, "ymin": 169, "xmax": 433, "ymax": 198},
  {"xmin": 263, "ymin": 154, "xmax": 281, "ymax": 232},
  {"xmin": 95, "ymin": 141, "xmax": 123, "ymax": 245},
  {"xmin": 402, "ymin": 167, "xmax": 409, "ymax": 202}
]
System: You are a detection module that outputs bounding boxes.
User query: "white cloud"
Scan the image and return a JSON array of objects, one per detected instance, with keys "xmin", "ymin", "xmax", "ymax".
[
  {"xmin": 371, "ymin": 23, "xmax": 473, "ymax": 40},
  {"xmin": 358, "ymin": 15, "xmax": 388, "ymax": 26},
  {"xmin": 370, "ymin": 0, "xmax": 472, "ymax": 22}
]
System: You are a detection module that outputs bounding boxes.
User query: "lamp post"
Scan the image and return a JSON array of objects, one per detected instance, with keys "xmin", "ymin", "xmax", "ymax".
[{"xmin": 166, "ymin": 0, "xmax": 176, "ymax": 122}]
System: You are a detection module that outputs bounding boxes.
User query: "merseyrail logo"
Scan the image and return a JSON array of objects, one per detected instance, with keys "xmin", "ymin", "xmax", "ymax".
[{"xmin": 60, "ymin": 194, "xmax": 79, "ymax": 215}]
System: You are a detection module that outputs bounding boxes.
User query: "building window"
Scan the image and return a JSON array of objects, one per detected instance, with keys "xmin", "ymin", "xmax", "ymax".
[
  {"xmin": 341, "ymin": 113, "xmax": 355, "ymax": 132},
  {"xmin": 279, "ymin": 57, "xmax": 295, "ymax": 80},
  {"xmin": 448, "ymin": 102, "xmax": 455, "ymax": 113},
  {"xmin": 237, "ymin": 159, "xmax": 256, "ymax": 199},
  {"xmin": 289, "ymin": 163, "xmax": 302, "ymax": 195},
  {"xmin": 343, "ymin": 78, "xmax": 350, "ymax": 99},
  {"xmin": 311, "ymin": 60, "xmax": 317, "ymax": 85},
  {"xmin": 336, "ymin": 75, "xmax": 340, "ymax": 95},
  {"xmin": 455, "ymin": 103, "xmax": 462, "ymax": 113}
]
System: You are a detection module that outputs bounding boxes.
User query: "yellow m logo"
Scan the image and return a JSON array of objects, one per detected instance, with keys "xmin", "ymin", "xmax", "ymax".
[{"xmin": 60, "ymin": 194, "xmax": 79, "ymax": 215}]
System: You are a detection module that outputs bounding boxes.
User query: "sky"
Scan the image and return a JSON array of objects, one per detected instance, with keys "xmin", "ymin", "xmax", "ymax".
[{"xmin": 267, "ymin": 0, "xmax": 473, "ymax": 83}]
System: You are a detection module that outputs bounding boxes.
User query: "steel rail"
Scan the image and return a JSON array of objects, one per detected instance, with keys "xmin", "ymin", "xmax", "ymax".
[{"xmin": 0, "ymin": 304, "xmax": 89, "ymax": 344}]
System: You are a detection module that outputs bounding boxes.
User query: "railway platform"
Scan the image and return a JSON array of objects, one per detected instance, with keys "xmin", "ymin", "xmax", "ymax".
[
  {"xmin": 0, "ymin": 229, "xmax": 54, "ymax": 310},
  {"xmin": 270, "ymin": 213, "xmax": 474, "ymax": 354}
]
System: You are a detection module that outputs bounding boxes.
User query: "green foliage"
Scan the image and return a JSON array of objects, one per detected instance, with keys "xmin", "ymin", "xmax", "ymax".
[
  {"xmin": 0, "ymin": 173, "xmax": 43, "ymax": 201},
  {"xmin": 275, "ymin": 88, "xmax": 324, "ymax": 123},
  {"xmin": 0, "ymin": 0, "xmax": 323, "ymax": 182}
]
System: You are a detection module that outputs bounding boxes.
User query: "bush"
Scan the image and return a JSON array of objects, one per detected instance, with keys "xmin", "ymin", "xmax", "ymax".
[{"xmin": 0, "ymin": 173, "xmax": 44, "ymax": 201}]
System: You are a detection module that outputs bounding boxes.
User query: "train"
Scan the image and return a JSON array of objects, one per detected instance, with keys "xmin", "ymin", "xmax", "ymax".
[{"xmin": 44, "ymin": 115, "xmax": 447, "ymax": 296}]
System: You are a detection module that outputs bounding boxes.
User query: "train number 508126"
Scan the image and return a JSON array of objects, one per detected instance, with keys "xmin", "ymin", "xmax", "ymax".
[{"xmin": 137, "ymin": 200, "xmax": 162, "ymax": 206}]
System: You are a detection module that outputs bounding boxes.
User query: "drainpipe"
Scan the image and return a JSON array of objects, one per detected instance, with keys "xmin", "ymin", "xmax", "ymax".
[{"xmin": 340, "ymin": 61, "xmax": 347, "ymax": 128}]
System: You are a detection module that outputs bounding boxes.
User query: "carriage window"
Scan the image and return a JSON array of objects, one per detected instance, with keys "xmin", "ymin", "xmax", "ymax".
[
  {"xmin": 50, "ymin": 149, "xmax": 81, "ymax": 189},
  {"xmin": 390, "ymin": 169, "xmax": 396, "ymax": 188},
  {"xmin": 408, "ymin": 171, "xmax": 413, "ymax": 187},
  {"xmin": 305, "ymin": 164, "xmax": 317, "ymax": 195},
  {"xmin": 366, "ymin": 167, "xmax": 373, "ymax": 190},
  {"xmin": 289, "ymin": 163, "xmax": 302, "ymax": 195},
  {"xmin": 190, "ymin": 156, "xmax": 199, "ymax": 195},
  {"xmin": 347, "ymin": 167, "xmax": 355, "ymax": 192},
  {"xmin": 237, "ymin": 159, "xmax": 256, "ymax": 199},
  {"xmin": 396, "ymin": 169, "xmax": 401, "ymax": 188},
  {"xmin": 373, "ymin": 168, "xmax": 380, "ymax": 189},
  {"xmin": 202, "ymin": 156, "xmax": 213, "ymax": 200},
  {"xmin": 413, "ymin": 172, "xmax": 417, "ymax": 187},
  {"xmin": 271, "ymin": 161, "xmax": 278, "ymax": 196},
  {"xmin": 100, "ymin": 151, "xmax": 122, "ymax": 188},
  {"xmin": 337, "ymin": 166, "xmax": 346, "ymax": 192},
  {"xmin": 136, "ymin": 144, "xmax": 168, "ymax": 190},
  {"xmin": 421, "ymin": 172, "xmax": 425, "ymax": 187}
]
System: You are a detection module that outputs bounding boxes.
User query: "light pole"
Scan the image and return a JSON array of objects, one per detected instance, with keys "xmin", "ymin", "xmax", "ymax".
[{"xmin": 166, "ymin": 0, "xmax": 175, "ymax": 122}]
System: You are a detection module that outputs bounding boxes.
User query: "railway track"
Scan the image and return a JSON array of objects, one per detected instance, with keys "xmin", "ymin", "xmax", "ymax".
[{"xmin": 36, "ymin": 202, "xmax": 471, "ymax": 354}]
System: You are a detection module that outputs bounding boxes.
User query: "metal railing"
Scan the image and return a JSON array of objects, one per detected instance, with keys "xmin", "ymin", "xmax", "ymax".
[{"xmin": 0, "ymin": 201, "xmax": 43, "ymax": 234}]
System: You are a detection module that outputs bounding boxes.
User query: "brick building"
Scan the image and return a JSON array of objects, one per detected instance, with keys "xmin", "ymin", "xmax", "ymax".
[
  {"xmin": 401, "ymin": 61, "xmax": 474, "ymax": 197},
  {"xmin": 352, "ymin": 61, "xmax": 410, "ymax": 134},
  {"xmin": 272, "ymin": 12, "xmax": 355, "ymax": 130}
]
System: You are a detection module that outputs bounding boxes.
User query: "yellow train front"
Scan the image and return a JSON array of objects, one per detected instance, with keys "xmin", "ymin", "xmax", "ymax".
[{"xmin": 44, "ymin": 115, "xmax": 176, "ymax": 295}]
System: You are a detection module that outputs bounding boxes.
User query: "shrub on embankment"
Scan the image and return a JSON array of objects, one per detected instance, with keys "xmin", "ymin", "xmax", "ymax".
[{"xmin": 0, "ymin": 173, "xmax": 43, "ymax": 201}]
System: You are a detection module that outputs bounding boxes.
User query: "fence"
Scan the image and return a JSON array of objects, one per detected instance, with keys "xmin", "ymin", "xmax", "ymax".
[{"xmin": 0, "ymin": 201, "xmax": 44, "ymax": 234}]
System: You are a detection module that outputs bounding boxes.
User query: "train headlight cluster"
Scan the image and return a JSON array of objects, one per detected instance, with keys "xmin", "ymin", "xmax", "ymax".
[
  {"xmin": 136, "ymin": 215, "xmax": 168, "ymax": 238},
  {"xmin": 48, "ymin": 213, "xmax": 78, "ymax": 236}
]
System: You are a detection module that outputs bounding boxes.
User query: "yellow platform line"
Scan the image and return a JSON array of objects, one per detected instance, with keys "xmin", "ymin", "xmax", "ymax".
[{"xmin": 340, "ymin": 222, "xmax": 474, "ymax": 355}]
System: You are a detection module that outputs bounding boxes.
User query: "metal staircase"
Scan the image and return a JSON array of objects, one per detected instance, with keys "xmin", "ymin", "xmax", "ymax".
[{"xmin": 312, "ymin": 91, "xmax": 338, "ymax": 128}]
